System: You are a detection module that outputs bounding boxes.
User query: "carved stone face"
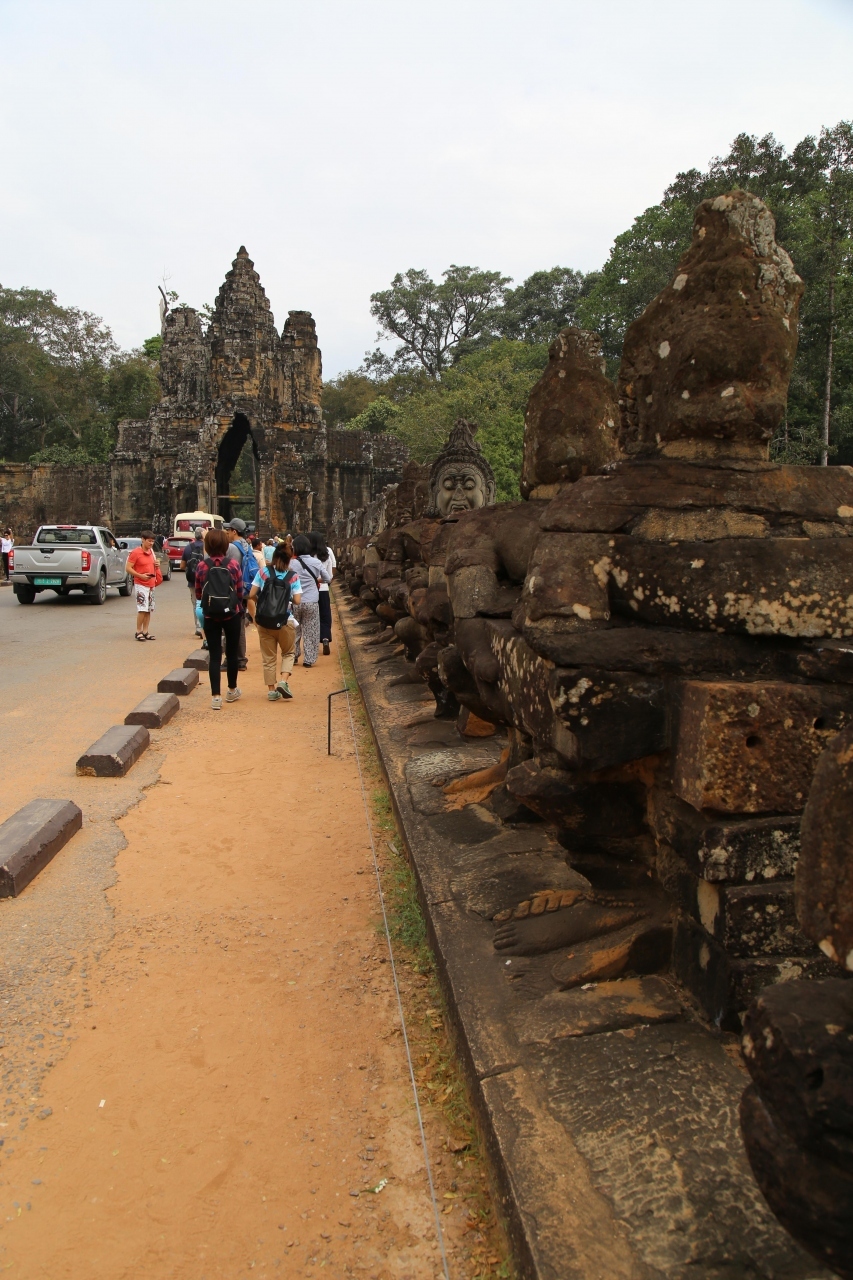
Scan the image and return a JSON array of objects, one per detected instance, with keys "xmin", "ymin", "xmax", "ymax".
[{"xmin": 434, "ymin": 465, "xmax": 488, "ymax": 517}]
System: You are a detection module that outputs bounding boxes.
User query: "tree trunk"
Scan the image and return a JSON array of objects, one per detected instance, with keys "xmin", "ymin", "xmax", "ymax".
[{"xmin": 821, "ymin": 268, "xmax": 835, "ymax": 467}]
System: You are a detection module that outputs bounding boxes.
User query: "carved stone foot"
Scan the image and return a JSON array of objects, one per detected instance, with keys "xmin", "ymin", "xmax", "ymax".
[
  {"xmin": 550, "ymin": 916, "xmax": 672, "ymax": 990},
  {"xmin": 493, "ymin": 892, "xmax": 647, "ymax": 957}
]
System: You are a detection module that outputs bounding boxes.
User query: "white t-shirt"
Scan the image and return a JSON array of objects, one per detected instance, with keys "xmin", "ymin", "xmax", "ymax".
[
  {"xmin": 1, "ymin": 537, "xmax": 12, "ymax": 554},
  {"xmin": 318, "ymin": 547, "xmax": 336, "ymax": 592}
]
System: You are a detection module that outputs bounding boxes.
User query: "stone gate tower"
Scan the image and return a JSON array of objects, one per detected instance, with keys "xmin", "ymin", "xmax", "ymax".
[{"xmin": 110, "ymin": 248, "xmax": 406, "ymax": 536}]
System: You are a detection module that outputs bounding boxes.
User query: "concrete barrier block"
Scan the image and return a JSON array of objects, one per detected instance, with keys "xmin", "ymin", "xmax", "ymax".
[
  {"xmin": 0, "ymin": 799, "xmax": 83, "ymax": 898},
  {"xmin": 157, "ymin": 667, "xmax": 200, "ymax": 695},
  {"xmin": 76, "ymin": 725, "xmax": 150, "ymax": 777},
  {"xmin": 183, "ymin": 649, "xmax": 209, "ymax": 670},
  {"xmin": 124, "ymin": 692, "xmax": 180, "ymax": 729}
]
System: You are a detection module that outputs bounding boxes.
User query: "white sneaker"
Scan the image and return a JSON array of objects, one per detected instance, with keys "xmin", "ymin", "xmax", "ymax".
[
  {"xmin": 211, "ymin": 695, "xmax": 222, "ymax": 710},
  {"xmin": 226, "ymin": 688, "xmax": 242, "ymax": 703}
]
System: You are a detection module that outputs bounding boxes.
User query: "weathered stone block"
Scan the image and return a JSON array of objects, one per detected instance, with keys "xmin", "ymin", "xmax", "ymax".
[
  {"xmin": 742, "ymin": 978, "xmax": 853, "ymax": 1171},
  {"xmin": 660, "ymin": 846, "xmax": 813, "ymax": 957},
  {"xmin": 182, "ymin": 649, "xmax": 209, "ymax": 670},
  {"xmin": 740, "ymin": 1084, "xmax": 853, "ymax": 1280},
  {"xmin": 798, "ymin": 724, "xmax": 853, "ymax": 970},
  {"xmin": 651, "ymin": 792, "xmax": 801, "ymax": 883},
  {"xmin": 0, "ymin": 799, "xmax": 82, "ymax": 897},
  {"xmin": 124, "ymin": 692, "xmax": 180, "ymax": 729},
  {"xmin": 540, "ymin": 458, "xmax": 853, "ymax": 535},
  {"xmin": 550, "ymin": 668, "xmax": 667, "ymax": 771},
  {"xmin": 672, "ymin": 680, "xmax": 853, "ymax": 814},
  {"xmin": 672, "ymin": 914, "xmax": 731, "ymax": 1026},
  {"xmin": 157, "ymin": 667, "xmax": 200, "ymax": 696},
  {"xmin": 728, "ymin": 954, "xmax": 839, "ymax": 1014},
  {"xmin": 76, "ymin": 725, "xmax": 150, "ymax": 777},
  {"xmin": 605, "ymin": 534, "xmax": 853, "ymax": 639},
  {"xmin": 513, "ymin": 616, "xmax": 801, "ymax": 681}
]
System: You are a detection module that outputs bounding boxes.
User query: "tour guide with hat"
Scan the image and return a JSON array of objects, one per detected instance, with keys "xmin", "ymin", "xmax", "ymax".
[{"xmin": 125, "ymin": 529, "xmax": 163, "ymax": 641}]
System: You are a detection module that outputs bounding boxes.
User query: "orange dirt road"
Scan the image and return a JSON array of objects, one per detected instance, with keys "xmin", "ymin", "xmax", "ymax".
[{"xmin": 0, "ymin": 608, "xmax": 447, "ymax": 1279}]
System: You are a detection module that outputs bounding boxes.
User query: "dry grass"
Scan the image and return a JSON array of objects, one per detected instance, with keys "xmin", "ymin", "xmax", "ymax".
[{"xmin": 336, "ymin": 641, "xmax": 514, "ymax": 1280}]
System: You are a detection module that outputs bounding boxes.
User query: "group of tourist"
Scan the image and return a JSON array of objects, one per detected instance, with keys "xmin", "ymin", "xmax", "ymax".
[{"xmin": 124, "ymin": 516, "xmax": 336, "ymax": 710}]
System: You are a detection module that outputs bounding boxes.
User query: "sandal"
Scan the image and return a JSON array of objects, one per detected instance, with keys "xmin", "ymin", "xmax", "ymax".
[
  {"xmin": 135, "ymin": 633, "xmax": 146, "ymax": 642},
  {"xmin": 145, "ymin": 634, "xmax": 156, "ymax": 640}
]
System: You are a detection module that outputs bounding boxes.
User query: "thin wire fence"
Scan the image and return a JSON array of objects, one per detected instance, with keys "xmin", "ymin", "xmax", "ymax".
[{"xmin": 335, "ymin": 621, "xmax": 452, "ymax": 1280}]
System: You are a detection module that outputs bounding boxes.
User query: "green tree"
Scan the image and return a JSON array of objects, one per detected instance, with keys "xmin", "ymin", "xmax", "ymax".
[
  {"xmin": 577, "ymin": 124, "xmax": 853, "ymax": 464},
  {"xmin": 322, "ymin": 370, "xmax": 381, "ymax": 427},
  {"xmin": 0, "ymin": 286, "xmax": 160, "ymax": 462},
  {"xmin": 347, "ymin": 396, "xmax": 402, "ymax": 434},
  {"xmin": 388, "ymin": 340, "xmax": 548, "ymax": 501},
  {"xmin": 368, "ymin": 265, "xmax": 510, "ymax": 379},
  {"xmin": 496, "ymin": 267, "xmax": 587, "ymax": 345}
]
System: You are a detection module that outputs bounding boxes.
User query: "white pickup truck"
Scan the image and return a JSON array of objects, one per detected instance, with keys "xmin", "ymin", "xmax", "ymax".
[{"xmin": 9, "ymin": 524, "xmax": 133, "ymax": 605}]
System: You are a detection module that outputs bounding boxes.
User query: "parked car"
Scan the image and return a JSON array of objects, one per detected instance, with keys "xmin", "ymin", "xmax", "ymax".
[
  {"xmin": 9, "ymin": 525, "xmax": 132, "ymax": 604},
  {"xmin": 168, "ymin": 535, "xmax": 192, "ymax": 572},
  {"xmin": 117, "ymin": 536, "xmax": 173, "ymax": 581}
]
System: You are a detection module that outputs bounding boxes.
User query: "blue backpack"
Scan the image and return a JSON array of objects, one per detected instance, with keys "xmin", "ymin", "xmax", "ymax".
[{"xmin": 237, "ymin": 539, "xmax": 256, "ymax": 595}]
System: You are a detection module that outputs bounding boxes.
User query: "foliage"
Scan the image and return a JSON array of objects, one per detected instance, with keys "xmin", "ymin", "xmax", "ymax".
[
  {"xmin": 378, "ymin": 340, "xmax": 548, "ymax": 502},
  {"xmin": 496, "ymin": 266, "xmax": 587, "ymax": 345},
  {"xmin": 577, "ymin": 123, "xmax": 853, "ymax": 464},
  {"xmin": 28, "ymin": 443, "xmax": 100, "ymax": 466},
  {"xmin": 143, "ymin": 334, "xmax": 163, "ymax": 360},
  {"xmin": 322, "ymin": 370, "xmax": 381, "ymax": 428},
  {"xmin": 368, "ymin": 265, "xmax": 511, "ymax": 379},
  {"xmin": 347, "ymin": 395, "xmax": 402, "ymax": 434},
  {"xmin": 0, "ymin": 285, "xmax": 160, "ymax": 463}
]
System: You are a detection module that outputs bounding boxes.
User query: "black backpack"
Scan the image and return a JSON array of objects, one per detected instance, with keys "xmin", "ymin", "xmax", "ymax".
[
  {"xmin": 184, "ymin": 548, "xmax": 202, "ymax": 585},
  {"xmin": 255, "ymin": 570, "xmax": 293, "ymax": 630},
  {"xmin": 200, "ymin": 557, "xmax": 239, "ymax": 617}
]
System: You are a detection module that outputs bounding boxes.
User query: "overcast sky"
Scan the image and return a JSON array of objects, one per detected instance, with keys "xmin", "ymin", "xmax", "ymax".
[{"xmin": 1, "ymin": 0, "xmax": 852, "ymax": 377}]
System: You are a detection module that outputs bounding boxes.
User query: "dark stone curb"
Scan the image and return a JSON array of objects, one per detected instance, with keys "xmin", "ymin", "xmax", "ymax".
[
  {"xmin": 157, "ymin": 667, "xmax": 199, "ymax": 695},
  {"xmin": 183, "ymin": 649, "xmax": 209, "ymax": 670},
  {"xmin": 76, "ymin": 725, "xmax": 150, "ymax": 777},
  {"xmin": 125, "ymin": 692, "xmax": 180, "ymax": 729},
  {"xmin": 0, "ymin": 799, "xmax": 82, "ymax": 897}
]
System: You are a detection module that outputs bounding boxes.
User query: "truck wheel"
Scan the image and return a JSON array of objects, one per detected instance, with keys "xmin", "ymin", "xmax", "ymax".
[
  {"xmin": 14, "ymin": 586, "xmax": 36, "ymax": 605},
  {"xmin": 118, "ymin": 573, "xmax": 133, "ymax": 598},
  {"xmin": 88, "ymin": 572, "xmax": 107, "ymax": 605}
]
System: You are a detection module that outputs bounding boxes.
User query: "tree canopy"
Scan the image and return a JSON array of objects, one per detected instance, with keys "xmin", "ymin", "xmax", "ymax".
[
  {"xmin": 0, "ymin": 286, "xmax": 160, "ymax": 463},
  {"xmin": 330, "ymin": 120, "xmax": 853, "ymax": 489},
  {"xmin": 577, "ymin": 123, "xmax": 853, "ymax": 463}
]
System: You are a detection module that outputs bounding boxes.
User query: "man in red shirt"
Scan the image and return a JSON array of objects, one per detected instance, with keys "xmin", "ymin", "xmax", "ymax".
[{"xmin": 125, "ymin": 530, "xmax": 162, "ymax": 641}]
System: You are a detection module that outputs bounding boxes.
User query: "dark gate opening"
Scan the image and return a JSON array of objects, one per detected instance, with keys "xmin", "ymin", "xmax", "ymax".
[{"xmin": 216, "ymin": 413, "xmax": 258, "ymax": 526}]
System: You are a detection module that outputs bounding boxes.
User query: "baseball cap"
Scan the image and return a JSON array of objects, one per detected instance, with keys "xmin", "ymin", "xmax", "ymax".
[{"xmin": 224, "ymin": 517, "xmax": 247, "ymax": 534}]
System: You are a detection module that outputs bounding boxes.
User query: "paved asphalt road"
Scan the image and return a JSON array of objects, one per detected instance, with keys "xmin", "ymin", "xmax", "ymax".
[
  {"xmin": 0, "ymin": 576, "xmax": 196, "ymax": 817},
  {"xmin": 0, "ymin": 576, "xmax": 197, "ymax": 1165}
]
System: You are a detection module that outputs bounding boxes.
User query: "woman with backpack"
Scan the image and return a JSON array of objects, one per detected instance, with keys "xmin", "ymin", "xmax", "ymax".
[
  {"xmin": 290, "ymin": 533, "xmax": 331, "ymax": 668},
  {"xmin": 194, "ymin": 527, "xmax": 245, "ymax": 710},
  {"xmin": 248, "ymin": 543, "xmax": 302, "ymax": 700}
]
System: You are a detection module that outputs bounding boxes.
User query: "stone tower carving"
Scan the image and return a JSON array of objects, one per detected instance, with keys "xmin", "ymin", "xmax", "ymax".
[{"xmin": 110, "ymin": 248, "xmax": 406, "ymax": 535}]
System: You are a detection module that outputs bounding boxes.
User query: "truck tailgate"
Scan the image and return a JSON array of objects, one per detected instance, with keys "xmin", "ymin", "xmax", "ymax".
[{"xmin": 15, "ymin": 548, "xmax": 87, "ymax": 573}]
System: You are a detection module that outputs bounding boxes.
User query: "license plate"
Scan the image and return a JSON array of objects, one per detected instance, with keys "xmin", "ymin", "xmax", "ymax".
[{"xmin": 34, "ymin": 577, "xmax": 62, "ymax": 586}]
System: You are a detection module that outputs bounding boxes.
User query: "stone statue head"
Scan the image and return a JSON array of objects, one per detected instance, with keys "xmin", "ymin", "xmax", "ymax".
[{"xmin": 427, "ymin": 419, "xmax": 496, "ymax": 518}]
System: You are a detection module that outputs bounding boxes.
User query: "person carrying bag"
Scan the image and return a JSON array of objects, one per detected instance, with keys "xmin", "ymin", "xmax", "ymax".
[
  {"xmin": 289, "ymin": 534, "xmax": 331, "ymax": 667},
  {"xmin": 248, "ymin": 543, "xmax": 302, "ymax": 701},
  {"xmin": 194, "ymin": 528, "xmax": 245, "ymax": 710}
]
